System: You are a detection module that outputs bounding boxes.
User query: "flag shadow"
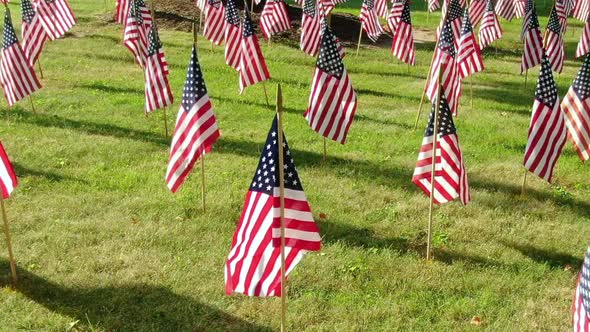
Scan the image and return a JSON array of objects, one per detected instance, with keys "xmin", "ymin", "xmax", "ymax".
[
  {"xmin": 500, "ymin": 240, "xmax": 583, "ymax": 271},
  {"xmin": 0, "ymin": 260, "xmax": 272, "ymax": 331},
  {"xmin": 12, "ymin": 162, "xmax": 89, "ymax": 184}
]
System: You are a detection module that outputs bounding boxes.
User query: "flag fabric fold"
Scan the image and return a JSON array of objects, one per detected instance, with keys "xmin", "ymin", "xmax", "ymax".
[
  {"xmin": 360, "ymin": 0, "xmax": 384, "ymax": 42},
  {"xmin": 561, "ymin": 55, "xmax": 590, "ymax": 161},
  {"xmin": 144, "ymin": 24, "xmax": 173, "ymax": 113},
  {"xmin": 495, "ymin": 0, "xmax": 515, "ymax": 21},
  {"xmin": 523, "ymin": 55, "xmax": 566, "ymax": 182},
  {"xmin": 35, "ymin": 0, "xmax": 76, "ymax": 40},
  {"xmin": 21, "ymin": 0, "xmax": 48, "ymax": 66},
  {"xmin": 116, "ymin": 0, "xmax": 131, "ymax": 24},
  {"xmin": 204, "ymin": 0, "xmax": 226, "ymax": 46},
  {"xmin": 577, "ymin": 15, "xmax": 590, "ymax": 58},
  {"xmin": 0, "ymin": 142, "xmax": 17, "ymax": 199},
  {"xmin": 469, "ymin": 0, "xmax": 486, "ymax": 26},
  {"xmin": 225, "ymin": 115, "xmax": 321, "ymax": 297},
  {"xmin": 239, "ymin": 9, "xmax": 271, "ymax": 93},
  {"xmin": 387, "ymin": 0, "xmax": 404, "ymax": 34},
  {"xmin": 260, "ymin": 0, "xmax": 291, "ymax": 39},
  {"xmin": 478, "ymin": 0, "xmax": 503, "ymax": 49},
  {"xmin": 544, "ymin": 5, "xmax": 565, "ymax": 73},
  {"xmin": 224, "ymin": 0, "xmax": 242, "ymax": 70},
  {"xmin": 391, "ymin": 0, "xmax": 415, "ymax": 65},
  {"xmin": 573, "ymin": 247, "xmax": 590, "ymax": 331},
  {"xmin": 457, "ymin": 8, "xmax": 484, "ymax": 78},
  {"xmin": 300, "ymin": 0, "xmax": 322, "ymax": 56},
  {"xmin": 166, "ymin": 46, "xmax": 220, "ymax": 193},
  {"xmin": 520, "ymin": 0, "xmax": 543, "ymax": 73},
  {"xmin": 123, "ymin": 0, "xmax": 150, "ymax": 68}
]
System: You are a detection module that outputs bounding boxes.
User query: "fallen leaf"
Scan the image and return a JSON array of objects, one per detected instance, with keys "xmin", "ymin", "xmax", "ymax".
[
  {"xmin": 319, "ymin": 213, "xmax": 328, "ymax": 220},
  {"xmin": 564, "ymin": 265, "xmax": 572, "ymax": 272},
  {"xmin": 470, "ymin": 316, "xmax": 481, "ymax": 326}
]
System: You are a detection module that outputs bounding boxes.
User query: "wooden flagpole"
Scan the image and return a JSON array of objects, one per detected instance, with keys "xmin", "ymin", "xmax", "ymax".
[
  {"xmin": 470, "ymin": 75, "xmax": 473, "ymax": 109},
  {"xmin": 426, "ymin": 68, "xmax": 443, "ymax": 261},
  {"xmin": 521, "ymin": 169, "xmax": 528, "ymax": 196},
  {"xmin": 524, "ymin": 69, "xmax": 528, "ymax": 88},
  {"xmin": 1, "ymin": 196, "xmax": 17, "ymax": 286},
  {"xmin": 276, "ymin": 83, "xmax": 288, "ymax": 332},
  {"xmin": 28, "ymin": 96, "xmax": 36, "ymax": 113},
  {"xmin": 323, "ymin": 137, "xmax": 327, "ymax": 161},
  {"xmin": 356, "ymin": 23, "xmax": 363, "ymax": 56},
  {"xmin": 414, "ymin": 7, "xmax": 451, "ymax": 130},
  {"xmin": 251, "ymin": 0, "xmax": 255, "ymax": 13},
  {"xmin": 262, "ymin": 82, "xmax": 270, "ymax": 107},
  {"xmin": 37, "ymin": 59, "xmax": 44, "ymax": 79}
]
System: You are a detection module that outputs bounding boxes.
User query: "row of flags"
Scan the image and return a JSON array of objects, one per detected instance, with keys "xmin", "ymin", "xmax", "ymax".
[{"xmin": 0, "ymin": 0, "xmax": 75, "ymax": 107}]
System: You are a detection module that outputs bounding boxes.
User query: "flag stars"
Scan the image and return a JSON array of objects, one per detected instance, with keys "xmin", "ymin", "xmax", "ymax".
[
  {"xmin": 535, "ymin": 56, "xmax": 558, "ymax": 106},
  {"xmin": 182, "ymin": 47, "xmax": 208, "ymax": 111},
  {"xmin": 574, "ymin": 56, "xmax": 590, "ymax": 99}
]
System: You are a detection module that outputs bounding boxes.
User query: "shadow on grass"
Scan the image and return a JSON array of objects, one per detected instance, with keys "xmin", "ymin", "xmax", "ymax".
[
  {"xmin": 76, "ymin": 81, "xmax": 144, "ymax": 95},
  {"xmin": 12, "ymin": 163, "xmax": 88, "ymax": 184},
  {"xmin": 0, "ymin": 261, "xmax": 272, "ymax": 331},
  {"xmin": 500, "ymin": 240, "xmax": 583, "ymax": 269}
]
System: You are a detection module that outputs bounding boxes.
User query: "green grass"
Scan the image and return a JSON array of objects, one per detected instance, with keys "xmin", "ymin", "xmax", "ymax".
[{"xmin": 0, "ymin": 0, "xmax": 589, "ymax": 331}]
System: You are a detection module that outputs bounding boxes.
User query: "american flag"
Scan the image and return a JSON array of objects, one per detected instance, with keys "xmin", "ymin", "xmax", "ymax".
[
  {"xmin": 561, "ymin": 55, "xmax": 590, "ymax": 161},
  {"xmin": 0, "ymin": 10, "xmax": 41, "ymax": 106},
  {"xmin": 577, "ymin": 17, "xmax": 590, "ymax": 58},
  {"xmin": 116, "ymin": 0, "xmax": 130, "ymax": 24},
  {"xmin": 21, "ymin": 0, "xmax": 48, "ymax": 67},
  {"xmin": 544, "ymin": 5, "xmax": 565, "ymax": 73},
  {"xmin": 478, "ymin": 0, "xmax": 503, "ymax": 50},
  {"xmin": 374, "ymin": 0, "xmax": 389, "ymax": 18},
  {"xmin": 224, "ymin": 0, "xmax": 241, "ymax": 70},
  {"xmin": 0, "ymin": 142, "xmax": 17, "ymax": 199},
  {"xmin": 412, "ymin": 94, "xmax": 470, "ymax": 205},
  {"xmin": 514, "ymin": 0, "xmax": 525, "ymax": 18},
  {"xmin": 144, "ymin": 25, "xmax": 173, "ymax": 114},
  {"xmin": 225, "ymin": 115, "xmax": 322, "ymax": 297},
  {"xmin": 260, "ymin": 0, "xmax": 291, "ymax": 39},
  {"xmin": 457, "ymin": 8, "xmax": 484, "ymax": 78},
  {"xmin": 166, "ymin": 46, "xmax": 220, "ymax": 193},
  {"xmin": 520, "ymin": 0, "xmax": 534, "ymax": 41},
  {"xmin": 437, "ymin": 0, "xmax": 463, "ymax": 50},
  {"xmin": 319, "ymin": 0, "xmax": 335, "ymax": 16},
  {"xmin": 573, "ymin": 247, "xmax": 590, "ymax": 331},
  {"xmin": 203, "ymin": 0, "xmax": 225, "ymax": 46},
  {"xmin": 495, "ymin": 0, "xmax": 515, "ymax": 21},
  {"xmin": 360, "ymin": 0, "xmax": 384, "ymax": 42},
  {"xmin": 391, "ymin": 0, "xmax": 415, "ymax": 65},
  {"xmin": 300, "ymin": 0, "xmax": 321, "ymax": 56},
  {"xmin": 574, "ymin": 0, "xmax": 590, "ymax": 22},
  {"xmin": 556, "ymin": 0, "xmax": 568, "ymax": 33},
  {"xmin": 239, "ymin": 10, "xmax": 271, "ymax": 93},
  {"xmin": 429, "ymin": 0, "xmax": 440, "ymax": 13},
  {"xmin": 469, "ymin": 0, "xmax": 486, "ymax": 26},
  {"xmin": 426, "ymin": 17, "xmax": 461, "ymax": 116},
  {"xmin": 305, "ymin": 25, "xmax": 357, "ymax": 144},
  {"xmin": 35, "ymin": 0, "xmax": 76, "ymax": 41},
  {"xmin": 520, "ymin": 1, "xmax": 543, "ymax": 73},
  {"xmin": 387, "ymin": 0, "xmax": 404, "ymax": 34},
  {"xmin": 124, "ymin": 0, "xmax": 149, "ymax": 68},
  {"xmin": 523, "ymin": 55, "xmax": 566, "ymax": 182}
]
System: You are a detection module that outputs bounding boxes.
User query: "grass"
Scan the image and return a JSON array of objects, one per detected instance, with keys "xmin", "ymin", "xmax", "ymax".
[{"xmin": 0, "ymin": 0, "xmax": 588, "ymax": 331}]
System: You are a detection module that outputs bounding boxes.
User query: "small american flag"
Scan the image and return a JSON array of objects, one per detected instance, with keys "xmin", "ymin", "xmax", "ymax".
[
  {"xmin": 204, "ymin": 0, "xmax": 225, "ymax": 46},
  {"xmin": 116, "ymin": 0, "xmax": 130, "ymax": 24},
  {"xmin": 577, "ymin": 17, "xmax": 590, "ymax": 58},
  {"xmin": 0, "ymin": 142, "xmax": 17, "ymax": 199},
  {"xmin": 224, "ymin": 0, "xmax": 241, "ymax": 70},
  {"xmin": 478, "ymin": 0, "xmax": 502, "ymax": 50},
  {"xmin": 561, "ymin": 55, "xmax": 590, "ymax": 161},
  {"xmin": 426, "ymin": 17, "xmax": 461, "ymax": 116},
  {"xmin": 124, "ymin": 0, "xmax": 149, "ymax": 68},
  {"xmin": 495, "ymin": 0, "xmax": 515, "ymax": 21},
  {"xmin": 469, "ymin": 0, "xmax": 486, "ymax": 26},
  {"xmin": 573, "ymin": 248, "xmax": 590, "ymax": 331},
  {"xmin": 391, "ymin": 0, "xmax": 415, "ymax": 65},
  {"xmin": 21, "ymin": 0, "xmax": 48, "ymax": 67},
  {"xmin": 360, "ymin": 0, "xmax": 384, "ymax": 42},
  {"xmin": 0, "ymin": 10, "xmax": 41, "ymax": 106},
  {"xmin": 574, "ymin": 0, "xmax": 590, "ymax": 22},
  {"xmin": 300, "ymin": 0, "xmax": 321, "ymax": 56},
  {"xmin": 520, "ymin": 0, "xmax": 542, "ymax": 73},
  {"xmin": 514, "ymin": 0, "xmax": 525, "ymax": 18},
  {"xmin": 523, "ymin": 55, "xmax": 566, "ymax": 182},
  {"xmin": 239, "ymin": 10, "xmax": 271, "ymax": 93},
  {"xmin": 457, "ymin": 8, "xmax": 484, "ymax": 78},
  {"xmin": 166, "ymin": 46, "xmax": 220, "ymax": 193},
  {"xmin": 225, "ymin": 115, "xmax": 321, "ymax": 297},
  {"xmin": 544, "ymin": 5, "xmax": 565, "ymax": 73},
  {"xmin": 556, "ymin": 0, "xmax": 568, "ymax": 33},
  {"xmin": 436, "ymin": 0, "xmax": 463, "ymax": 50},
  {"xmin": 305, "ymin": 24, "xmax": 357, "ymax": 144},
  {"xmin": 35, "ymin": 0, "xmax": 76, "ymax": 41},
  {"xmin": 387, "ymin": 0, "xmax": 404, "ymax": 34},
  {"xmin": 260, "ymin": 0, "xmax": 291, "ymax": 39},
  {"xmin": 412, "ymin": 94, "xmax": 470, "ymax": 205},
  {"xmin": 144, "ymin": 25, "xmax": 173, "ymax": 114},
  {"xmin": 374, "ymin": 0, "xmax": 389, "ymax": 18}
]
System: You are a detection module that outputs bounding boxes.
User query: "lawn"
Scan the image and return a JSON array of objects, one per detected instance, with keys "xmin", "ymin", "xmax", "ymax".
[{"xmin": 0, "ymin": 0, "xmax": 588, "ymax": 331}]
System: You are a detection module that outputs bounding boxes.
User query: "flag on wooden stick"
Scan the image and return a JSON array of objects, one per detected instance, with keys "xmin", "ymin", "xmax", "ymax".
[
  {"xmin": 544, "ymin": 5, "xmax": 565, "ymax": 73},
  {"xmin": 457, "ymin": 8, "xmax": 484, "ymax": 78},
  {"xmin": 225, "ymin": 115, "xmax": 321, "ymax": 297},
  {"xmin": 561, "ymin": 55, "xmax": 590, "ymax": 161},
  {"xmin": 0, "ymin": 9, "xmax": 41, "ymax": 106},
  {"xmin": 360, "ymin": 0, "xmax": 384, "ymax": 42},
  {"xmin": 520, "ymin": 0, "xmax": 542, "ymax": 73},
  {"xmin": 166, "ymin": 46, "xmax": 220, "ymax": 193},
  {"xmin": 391, "ymin": 0, "xmax": 415, "ymax": 65},
  {"xmin": 436, "ymin": 0, "xmax": 463, "ymax": 49},
  {"xmin": 21, "ymin": 0, "xmax": 48, "ymax": 67},
  {"xmin": 0, "ymin": 142, "xmax": 17, "ymax": 199},
  {"xmin": 144, "ymin": 24, "xmax": 173, "ymax": 113},
  {"xmin": 412, "ymin": 94, "xmax": 470, "ymax": 205},
  {"xmin": 224, "ymin": 0, "xmax": 241, "ymax": 70},
  {"xmin": 239, "ymin": 9, "xmax": 270, "ymax": 93},
  {"xmin": 35, "ymin": 0, "xmax": 76, "ymax": 40},
  {"xmin": 300, "ymin": 0, "xmax": 321, "ymax": 56},
  {"xmin": 478, "ymin": 0, "xmax": 502, "ymax": 49},
  {"xmin": 523, "ymin": 55, "xmax": 566, "ymax": 182},
  {"xmin": 573, "ymin": 247, "xmax": 590, "ymax": 331},
  {"xmin": 203, "ymin": 0, "xmax": 225, "ymax": 46},
  {"xmin": 259, "ymin": 0, "xmax": 291, "ymax": 39},
  {"xmin": 124, "ymin": 0, "xmax": 149, "ymax": 68},
  {"xmin": 305, "ymin": 24, "xmax": 357, "ymax": 144}
]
